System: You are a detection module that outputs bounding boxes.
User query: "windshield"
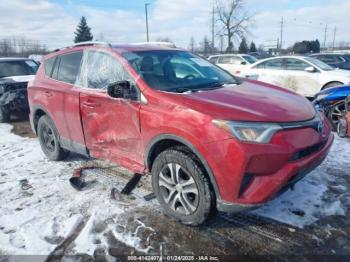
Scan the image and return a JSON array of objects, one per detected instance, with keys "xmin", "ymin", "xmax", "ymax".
[
  {"xmin": 0, "ymin": 60, "xmax": 38, "ymax": 78},
  {"xmin": 304, "ymin": 57, "xmax": 334, "ymax": 71},
  {"xmin": 242, "ymin": 55, "xmax": 257, "ymax": 64},
  {"xmin": 122, "ymin": 50, "xmax": 238, "ymax": 93}
]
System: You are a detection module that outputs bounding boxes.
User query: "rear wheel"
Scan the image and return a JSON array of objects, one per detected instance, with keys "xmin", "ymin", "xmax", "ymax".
[
  {"xmin": 0, "ymin": 106, "xmax": 10, "ymax": 123},
  {"xmin": 152, "ymin": 148, "xmax": 214, "ymax": 226},
  {"xmin": 37, "ymin": 115, "xmax": 69, "ymax": 161}
]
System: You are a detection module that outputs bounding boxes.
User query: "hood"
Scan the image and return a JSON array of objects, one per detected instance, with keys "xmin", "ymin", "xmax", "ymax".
[
  {"xmin": 0, "ymin": 75, "xmax": 35, "ymax": 83},
  {"xmin": 174, "ymin": 81, "xmax": 316, "ymax": 123}
]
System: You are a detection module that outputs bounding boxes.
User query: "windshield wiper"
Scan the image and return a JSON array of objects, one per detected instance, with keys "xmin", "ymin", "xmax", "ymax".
[{"xmin": 167, "ymin": 87, "xmax": 193, "ymax": 93}]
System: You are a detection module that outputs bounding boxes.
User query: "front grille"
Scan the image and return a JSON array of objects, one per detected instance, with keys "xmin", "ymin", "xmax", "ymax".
[{"xmin": 289, "ymin": 140, "xmax": 327, "ymax": 162}]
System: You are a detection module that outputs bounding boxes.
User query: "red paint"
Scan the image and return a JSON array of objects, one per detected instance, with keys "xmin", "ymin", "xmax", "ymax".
[{"xmin": 28, "ymin": 44, "xmax": 334, "ymax": 206}]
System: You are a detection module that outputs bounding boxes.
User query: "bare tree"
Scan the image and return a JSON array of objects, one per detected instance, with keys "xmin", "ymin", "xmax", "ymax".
[
  {"xmin": 215, "ymin": 0, "xmax": 253, "ymax": 53},
  {"xmin": 0, "ymin": 37, "xmax": 48, "ymax": 57}
]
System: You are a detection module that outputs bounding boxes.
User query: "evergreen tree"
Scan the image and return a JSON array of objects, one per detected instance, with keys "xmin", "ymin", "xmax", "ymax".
[
  {"xmin": 238, "ymin": 38, "xmax": 249, "ymax": 53},
  {"xmin": 249, "ymin": 41, "xmax": 257, "ymax": 52},
  {"xmin": 74, "ymin": 16, "xmax": 93, "ymax": 43}
]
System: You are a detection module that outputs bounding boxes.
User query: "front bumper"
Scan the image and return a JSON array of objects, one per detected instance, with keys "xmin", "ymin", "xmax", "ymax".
[{"xmin": 202, "ymin": 118, "xmax": 334, "ymax": 210}]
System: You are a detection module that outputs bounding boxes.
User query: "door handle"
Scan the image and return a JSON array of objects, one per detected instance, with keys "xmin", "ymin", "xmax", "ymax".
[
  {"xmin": 81, "ymin": 101, "xmax": 101, "ymax": 108},
  {"xmin": 44, "ymin": 91, "xmax": 53, "ymax": 97}
]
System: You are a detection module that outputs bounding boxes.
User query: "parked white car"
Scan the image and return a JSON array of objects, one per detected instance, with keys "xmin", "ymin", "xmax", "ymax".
[
  {"xmin": 242, "ymin": 56, "xmax": 350, "ymax": 97},
  {"xmin": 208, "ymin": 54, "xmax": 257, "ymax": 75}
]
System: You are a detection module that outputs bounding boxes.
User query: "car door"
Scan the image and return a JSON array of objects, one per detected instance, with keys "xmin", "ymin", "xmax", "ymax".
[
  {"xmin": 284, "ymin": 58, "xmax": 321, "ymax": 96},
  {"xmin": 250, "ymin": 58, "xmax": 288, "ymax": 87},
  {"xmin": 78, "ymin": 49, "xmax": 144, "ymax": 172},
  {"xmin": 41, "ymin": 51, "xmax": 87, "ymax": 153}
]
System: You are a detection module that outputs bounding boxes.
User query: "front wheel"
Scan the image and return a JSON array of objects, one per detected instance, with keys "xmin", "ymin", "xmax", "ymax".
[
  {"xmin": 327, "ymin": 100, "xmax": 346, "ymax": 131},
  {"xmin": 152, "ymin": 148, "xmax": 214, "ymax": 226},
  {"xmin": 37, "ymin": 115, "xmax": 69, "ymax": 161}
]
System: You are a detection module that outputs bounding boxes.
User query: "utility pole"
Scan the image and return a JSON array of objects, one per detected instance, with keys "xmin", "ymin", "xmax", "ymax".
[
  {"xmin": 212, "ymin": 6, "xmax": 215, "ymax": 50},
  {"xmin": 279, "ymin": 16, "xmax": 284, "ymax": 53},
  {"xmin": 145, "ymin": 3, "xmax": 150, "ymax": 42},
  {"xmin": 220, "ymin": 35, "xmax": 224, "ymax": 53},
  {"xmin": 323, "ymin": 24, "xmax": 328, "ymax": 50},
  {"xmin": 332, "ymin": 27, "xmax": 337, "ymax": 50}
]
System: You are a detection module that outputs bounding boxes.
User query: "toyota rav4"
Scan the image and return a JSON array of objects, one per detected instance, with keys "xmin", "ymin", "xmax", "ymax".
[{"xmin": 28, "ymin": 42, "xmax": 334, "ymax": 225}]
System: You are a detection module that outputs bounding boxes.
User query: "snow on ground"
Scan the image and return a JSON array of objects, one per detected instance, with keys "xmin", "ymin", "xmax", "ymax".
[
  {"xmin": 0, "ymin": 124, "xmax": 154, "ymax": 257},
  {"xmin": 0, "ymin": 123, "xmax": 349, "ymax": 256},
  {"xmin": 253, "ymin": 135, "xmax": 349, "ymax": 228}
]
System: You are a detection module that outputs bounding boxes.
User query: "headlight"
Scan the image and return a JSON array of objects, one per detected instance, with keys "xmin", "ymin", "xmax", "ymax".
[{"xmin": 212, "ymin": 120, "xmax": 282, "ymax": 143}]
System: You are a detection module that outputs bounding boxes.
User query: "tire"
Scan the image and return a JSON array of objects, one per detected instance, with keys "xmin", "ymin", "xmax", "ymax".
[
  {"xmin": 37, "ymin": 115, "xmax": 69, "ymax": 161},
  {"xmin": 327, "ymin": 100, "xmax": 346, "ymax": 131},
  {"xmin": 323, "ymin": 82, "xmax": 343, "ymax": 89},
  {"xmin": 0, "ymin": 106, "xmax": 10, "ymax": 123},
  {"xmin": 152, "ymin": 148, "xmax": 214, "ymax": 226}
]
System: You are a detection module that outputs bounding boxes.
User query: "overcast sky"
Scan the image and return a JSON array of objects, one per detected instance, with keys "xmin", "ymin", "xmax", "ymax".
[{"xmin": 0, "ymin": 0, "xmax": 348, "ymax": 50}]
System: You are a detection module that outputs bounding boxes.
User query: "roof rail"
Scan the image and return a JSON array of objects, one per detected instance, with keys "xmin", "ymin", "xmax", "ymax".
[
  {"xmin": 54, "ymin": 41, "xmax": 111, "ymax": 52},
  {"xmin": 129, "ymin": 42, "xmax": 176, "ymax": 48},
  {"xmin": 72, "ymin": 41, "xmax": 111, "ymax": 47}
]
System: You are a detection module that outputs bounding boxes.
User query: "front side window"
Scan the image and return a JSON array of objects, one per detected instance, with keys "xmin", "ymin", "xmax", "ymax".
[
  {"xmin": 122, "ymin": 50, "xmax": 238, "ymax": 92},
  {"xmin": 0, "ymin": 60, "xmax": 38, "ymax": 78},
  {"xmin": 56, "ymin": 52, "xmax": 83, "ymax": 84},
  {"xmin": 304, "ymin": 57, "xmax": 334, "ymax": 71},
  {"xmin": 255, "ymin": 58, "xmax": 284, "ymax": 70},
  {"xmin": 77, "ymin": 51, "xmax": 133, "ymax": 90},
  {"xmin": 285, "ymin": 58, "xmax": 310, "ymax": 71}
]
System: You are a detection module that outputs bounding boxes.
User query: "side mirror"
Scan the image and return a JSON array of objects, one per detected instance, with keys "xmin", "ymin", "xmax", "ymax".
[
  {"xmin": 107, "ymin": 81, "xmax": 137, "ymax": 100},
  {"xmin": 241, "ymin": 61, "xmax": 247, "ymax": 65},
  {"xmin": 305, "ymin": 66, "xmax": 316, "ymax": 73}
]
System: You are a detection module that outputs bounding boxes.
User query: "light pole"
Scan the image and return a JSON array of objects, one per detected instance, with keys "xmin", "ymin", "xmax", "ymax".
[{"xmin": 145, "ymin": 3, "xmax": 150, "ymax": 42}]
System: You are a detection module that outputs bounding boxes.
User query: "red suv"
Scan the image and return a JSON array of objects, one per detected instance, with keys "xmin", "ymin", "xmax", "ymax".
[{"xmin": 28, "ymin": 42, "xmax": 334, "ymax": 225}]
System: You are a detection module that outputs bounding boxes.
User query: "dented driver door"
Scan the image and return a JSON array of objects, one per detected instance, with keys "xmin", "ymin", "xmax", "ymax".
[{"xmin": 77, "ymin": 49, "xmax": 144, "ymax": 172}]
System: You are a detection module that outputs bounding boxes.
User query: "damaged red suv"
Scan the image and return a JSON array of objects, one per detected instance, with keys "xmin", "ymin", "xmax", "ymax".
[{"xmin": 28, "ymin": 42, "xmax": 334, "ymax": 225}]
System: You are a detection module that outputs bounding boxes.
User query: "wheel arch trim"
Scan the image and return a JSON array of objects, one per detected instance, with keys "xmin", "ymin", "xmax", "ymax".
[{"xmin": 144, "ymin": 134, "xmax": 221, "ymax": 200}]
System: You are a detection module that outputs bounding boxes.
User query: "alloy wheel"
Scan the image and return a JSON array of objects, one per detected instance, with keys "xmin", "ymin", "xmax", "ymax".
[
  {"xmin": 41, "ymin": 124, "xmax": 56, "ymax": 152},
  {"xmin": 158, "ymin": 163, "xmax": 199, "ymax": 215},
  {"xmin": 330, "ymin": 101, "xmax": 346, "ymax": 128}
]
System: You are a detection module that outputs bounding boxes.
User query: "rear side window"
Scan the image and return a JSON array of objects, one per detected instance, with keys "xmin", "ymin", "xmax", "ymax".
[
  {"xmin": 44, "ymin": 57, "xmax": 56, "ymax": 77},
  {"xmin": 56, "ymin": 52, "xmax": 83, "ymax": 84}
]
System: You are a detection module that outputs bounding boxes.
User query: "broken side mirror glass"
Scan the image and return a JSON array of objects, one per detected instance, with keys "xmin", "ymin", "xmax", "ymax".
[{"xmin": 107, "ymin": 81, "xmax": 138, "ymax": 100}]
